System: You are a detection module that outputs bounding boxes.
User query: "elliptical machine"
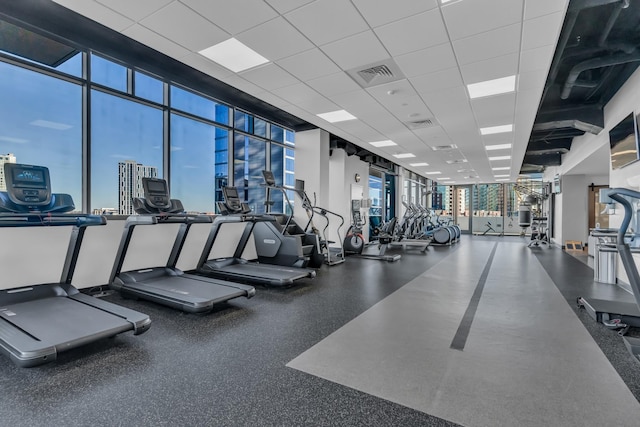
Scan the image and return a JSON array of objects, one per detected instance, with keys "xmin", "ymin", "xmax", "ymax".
[{"xmin": 343, "ymin": 199, "xmax": 365, "ymax": 254}]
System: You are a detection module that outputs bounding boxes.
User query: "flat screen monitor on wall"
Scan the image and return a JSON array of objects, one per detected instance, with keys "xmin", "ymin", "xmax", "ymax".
[{"xmin": 609, "ymin": 112, "xmax": 639, "ymax": 169}]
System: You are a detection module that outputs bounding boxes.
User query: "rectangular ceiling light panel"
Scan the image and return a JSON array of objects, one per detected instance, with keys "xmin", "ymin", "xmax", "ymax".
[
  {"xmin": 409, "ymin": 162, "xmax": 429, "ymax": 166},
  {"xmin": 369, "ymin": 140, "xmax": 397, "ymax": 147},
  {"xmin": 489, "ymin": 155, "xmax": 511, "ymax": 161},
  {"xmin": 199, "ymin": 38, "xmax": 269, "ymax": 73},
  {"xmin": 467, "ymin": 75, "xmax": 516, "ymax": 99},
  {"xmin": 492, "ymin": 166, "xmax": 510, "ymax": 171},
  {"xmin": 480, "ymin": 124, "xmax": 513, "ymax": 135},
  {"xmin": 317, "ymin": 110, "xmax": 357, "ymax": 123},
  {"xmin": 393, "ymin": 153, "xmax": 416, "ymax": 158},
  {"xmin": 485, "ymin": 143, "xmax": 512, "ymax": 150}
]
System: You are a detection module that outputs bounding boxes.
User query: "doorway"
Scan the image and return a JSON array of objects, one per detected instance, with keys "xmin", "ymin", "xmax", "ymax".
[{"xmin": 454, "ymin": 186, "xmax": 472, "ymax": 234}]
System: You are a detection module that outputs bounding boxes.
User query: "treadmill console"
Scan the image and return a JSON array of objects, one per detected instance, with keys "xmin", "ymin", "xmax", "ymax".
[
  {"xmin": 221, "ymin": 187, "xmax": 251, "ymax": 214},
  {"xmin": 4, "ymin": 163, "xmax": 51, "ymax": 206},
  {"xmin": 262, "ymin": 170, "xmax": 276, "ymax": 186},
  {"xmin": 141, "ymin": 178, "xmax": 171, "ymax": 209}
]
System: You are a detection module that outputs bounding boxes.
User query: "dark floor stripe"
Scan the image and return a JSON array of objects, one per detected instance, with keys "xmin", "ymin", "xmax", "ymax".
[{"xmin": 450, "ymin": 242, "xmax": 499, "ymax": 351}]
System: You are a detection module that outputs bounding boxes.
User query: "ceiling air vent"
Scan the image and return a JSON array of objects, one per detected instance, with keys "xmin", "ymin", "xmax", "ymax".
[
  {"xmin": 431, "ymin": 144, "xmax": 458, "ymax": 151},
  {"xmin": 405, "ymin": 118, "xmax": 436, "ymax": 130},
  {"xmin": 446, "ymin": 159, "xmax": 468, "ymax": 164},
  {"xmin": 347, "ymin": 59, "xmax": 406, "ymax": 89}
]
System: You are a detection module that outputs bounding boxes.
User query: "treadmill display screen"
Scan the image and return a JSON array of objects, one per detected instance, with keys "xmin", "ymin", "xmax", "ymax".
[
  {"xmin": 12, "ymin": 168, "xmax": 46, "ymax": 187},
  {"xmin": 226, "ymin": 187, "xmax": 238, "ymax": 198},
  {"xmin": 147, "ymin": 180, "xmax": 167, "ymax": 194}
]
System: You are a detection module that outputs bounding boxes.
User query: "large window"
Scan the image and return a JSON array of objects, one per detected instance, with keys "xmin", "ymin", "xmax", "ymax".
[
  {"xmin": 170, "ymin": 114, "xmax": 228, "ymax": 214},
  {"xmin": 0, "ymin": 61, "xmax": 82, "ymax": 207},
  {"xmin": 90, "ymin": 90, "xmax": 163, "ymax": 215},
  {"xmin": 234, "ymin": 135, "xmax": 266, "ymax": 213}
]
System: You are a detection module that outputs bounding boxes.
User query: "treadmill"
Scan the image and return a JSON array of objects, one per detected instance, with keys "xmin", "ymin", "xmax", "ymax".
[
  {"xmin": 197, "ymin": 186, "xmax": 316, "ymax": 287},
  {"xmin": 578, "ymin": 188, "xmax": 640, "ymax": 360},
  {"xmin": 109, "ymin": 178, "xmax": 255, "ymax": 313},
  {"xmin": 0, "ymin": 163, "xmax": 150, "ymax": 367}
]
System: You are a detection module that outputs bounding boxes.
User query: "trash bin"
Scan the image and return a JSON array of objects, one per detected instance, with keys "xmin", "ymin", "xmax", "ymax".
[{"xmin": 592, "ymin": 233, "xmax": 618, "ymax": 285}]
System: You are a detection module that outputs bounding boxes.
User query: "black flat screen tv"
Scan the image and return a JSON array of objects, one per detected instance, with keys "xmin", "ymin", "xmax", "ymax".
[{"xmin": 610, "ymin": 112, "xmax": 639, "ymax": 169}]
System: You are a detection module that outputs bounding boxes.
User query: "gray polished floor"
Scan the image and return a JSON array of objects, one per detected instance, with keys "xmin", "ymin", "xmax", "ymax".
[{"xmin": 1, "ymin": 236, "xmax": 640, "ymax": 426}]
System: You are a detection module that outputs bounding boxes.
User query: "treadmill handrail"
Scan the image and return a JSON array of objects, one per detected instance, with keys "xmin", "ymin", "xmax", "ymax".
[
  {"xmin": 0, "ymin": 213, "xmax": 106, "ymax": 228},
  {"xmin": 607, "ymin": 188, "xmax": 640, "ymax": 311},
  {"xmin": 124, "ymin": 213, "xmax": 213, "ymax": 226}
]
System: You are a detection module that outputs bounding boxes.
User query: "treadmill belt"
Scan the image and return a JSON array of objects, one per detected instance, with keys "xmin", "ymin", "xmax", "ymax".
[{"xmin": 204, "ymin": 262, "xmax": 311, "ymax": 285}]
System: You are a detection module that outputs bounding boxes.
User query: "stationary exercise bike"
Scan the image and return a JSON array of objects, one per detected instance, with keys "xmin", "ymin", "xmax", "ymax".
[{"xmin": 344, "ymin": 200, "xmax": 365, "ymax": 254}]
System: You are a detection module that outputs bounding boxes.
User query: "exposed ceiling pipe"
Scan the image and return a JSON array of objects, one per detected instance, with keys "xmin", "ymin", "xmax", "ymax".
[
  {"xmin": 561, "ymin": 51, "xmax": 640, "ymax": 99},
  {"xmin": 598, "ymin": 0, "xmax": 629, "ymax": 46}
]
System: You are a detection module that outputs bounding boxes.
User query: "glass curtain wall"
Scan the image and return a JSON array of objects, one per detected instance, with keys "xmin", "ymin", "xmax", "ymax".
[
  {"xmin": 472, "ymin": 184, "xmax": 504, "ymax": 235},
  {"xmin": 0, "ymin": 21, "xmax": 294, "ymax": 215}
]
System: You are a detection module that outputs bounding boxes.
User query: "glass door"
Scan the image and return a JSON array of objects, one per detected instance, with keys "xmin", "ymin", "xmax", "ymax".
[
  {"xmin": 472, "ymin": 184, "xmax": 504, "ymax": 235},
  {"xmin": 454, "ymin": 186, "xmax": 471, "ymax": 233}
]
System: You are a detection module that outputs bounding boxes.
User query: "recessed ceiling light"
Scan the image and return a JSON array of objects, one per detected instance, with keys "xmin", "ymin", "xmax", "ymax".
[
  {"xmin": 199, "ymin": 38, "xmax": 269, "ymax": 73},
  {"xmin": 492, "ymin": 166, "xmax": 510, "ymax": 171},
  {"xmin": 438, "ymin": 177, "xmax": 451, "ymax": 180},
  {"xmin": 496, "ymin": 178, "xmax": 510, "ymax": 182},
  {"xmin": 467, "ymin": 75, "xmax": 516, "ymax": 99},
  {"xmin": 369, "ymin": 140, "xmax": 397, "ymax": 147},
  {"xmin": 409, "ymin": 162, "xmax": 429, "ymax": 166},
  {"xmin": 425, "ymin": 171, "xmax": 442, "ymax": 175},
  {"xmin": 480, "ymin": 124, "xmax": 513, "ymax": 135},
  {"xmin": 489, "ymin": 155, "xmax": 511, "ymax": 161},
  {"xmin": 485, "ymin": 143, "xmax": 512, "ymax": 151},
  {"xmin": 392, "ymin": 153, "xmax": 416, "ymax": 158},
  {"xmin": 443, "ymin": 181, "xmax": 455, "ymax": 184},
  {"xmin": 317, "ymin": 110, "xmax": 357, "ymax": 123},
  {"xmin": 494, "ymin": 174, "xmax": 510, "ymax": 177}
]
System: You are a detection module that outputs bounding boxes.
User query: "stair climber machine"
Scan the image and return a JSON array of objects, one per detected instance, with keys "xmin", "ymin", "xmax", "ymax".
[
  {"xmin": 287, "ymin": 176, "xmax": 346, "ymax": 266},
  {"xmin": 386, "ymin": 202, "xmax": 430, "ymax": 253},
  {"xmin": 344, "ymin": 199, "xmax": 401, "ymax": 262},
  {"xmin": 196, "ymin": 186, "xmax": 315, "ymax": 287},
  {"xmin": 578, "ymin": 188, "xmax": 640, "ymax": 361},
  {"xmin": 0, "ymin": 163, "xmax": 150, "ymax": 367},
  {"xmin": 109, "ymin": 178, "xmax": 255, "ymax": 313}
]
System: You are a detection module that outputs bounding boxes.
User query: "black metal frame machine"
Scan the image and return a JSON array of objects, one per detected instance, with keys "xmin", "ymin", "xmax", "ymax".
[
  {"xmin": 109, "ymin": 178, "xmax": 255, "ymax": 313},
  {"xmin": 0, "ymin": 163, "xmax": 150, "ymax": 367}
]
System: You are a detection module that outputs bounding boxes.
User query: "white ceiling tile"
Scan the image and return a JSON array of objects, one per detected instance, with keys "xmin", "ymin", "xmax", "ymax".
[
  {"xmin": 366, "ymin": 80, "xmax": 416, "ymax": 103},
  {"xmin": 276, "ymin": 49, "xmax": 340, "ymax": 81},
  {"xmin": 53, "ymin": 0, "xmax": 135, "ymax": 31},
  {"xmin": 519, "ymin": 45, "xmax": 555, "ymax": 72},
  {"xmin": 321, "ymin": 31, "xmax": 389, "ymax": 70},
  {"xmin": 239, "ymin": 63, "xmax": 299, "ymax": 90},
  {"xmin": 253, "ymin": 91, "xmax": 290, "ymax": 109},
  {"xmin": 395, "ymin": 43, "xmax": 457, "ymax": 78},
  {"xmin": 237, "ymin": 17, "xmax": 314, "ymax": 61},
  {"xmin": 422, "ymin": 86, "xmax": 469, "ymax": 116},
  {"xmin": 95, "ymin": 0, "xmax": 173, "ymax": 21},
  {"xmin": 517, "ymin": 69, "xmax": 547, "ymax": 92},
  {"xmin": 352, "ymin": 0, "xmax": 438, "ymax": 28},
  {"xmin": 374, "ymin": 9, "xmax": 448, "ymax": 56},
  {"xmin": 264, "ymin": 0, "xmax": 314, "ymax": 14},
  {"xmin": 442, "ymin": 0, "xmax": 524, "ymax": 41},
  {"xmin": 284, "ymin": 0, "xmax": 369, "ymax": 46},
  {"xmin": 272, "ymin": 83, "xmax": 322, "ymax": 105},
  {"xmin": 180, "ymin": 53, "xmax": 235, "ymax": 80},
  {"xmin": 410, "ymin": 67, "xmax": 464, "ymax": 95},
  {"xmin": 460, "ymin": 53, "xmax": 519, "ymax": 85},
  {"xmin": 471, "ymin": 93, "xmax": 516, "ymax": 127},
  {"xmin": 123, "ymin": 24, "xmax": 192, "ymax": 59},
  {"xmin": 330, "ymin": 90, "xmax": 379, "ymax": 116},
  {"xmin": 522, "ymin": 12, "xmax": 564, "ymax": 51},
  {"xmin": 294, "ymin": 95, "xmax": 339, "ymax": 115},
  {"xmin": 307, "ymin": 72, "xmax": 363, "ymax": 96},
  {"xmin": 524, "ymin": 0, "xmax": 568, "ymax": 20},
  {"xmin": 140, "ymin": 2, "xmax": 229, "ymax": 51},
  {"xmin": 452, "ymin": 23, "xmax": 521, "ymax": 66},
  {"xmin": 330, "ymin": 121, "xmax": 385, "ymax": 142},
  {"xmin": 180, "ymin": 0, "xmax": 278, "ymax": 35},
  {"xmin": 221, "ymin": 75, "xmax": 264, "ymax": 95}
]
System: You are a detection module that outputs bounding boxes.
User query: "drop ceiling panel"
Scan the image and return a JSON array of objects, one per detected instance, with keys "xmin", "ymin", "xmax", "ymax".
[
  {"xmin": 284, "ymin": 0, "xmax": 369, "ymax": 46},
  {"xmin": 352, "ymin": 0, "xmax": 438, "ymax": 28},
  {"xmin": 221, "ymin": 75, "xmax": 264, "ymax": 95},
  {"xmin": 271, "ymin": 82, "xmax": 321, "ymax": 105},
  {"xmin": 452, "ymin": 23, "xmax": 521, "ymax": 66},
  {"xmin": 294, "ymin": 95, "xmax": 340, "ymax": 115},
  {"xmin": 320, "ymin": 31, "xmax": 390, "ymax": 70},
  {"xmin": 307, "ymin": 73, "xmax": 363, "ymax": 96},
  {"xmin": 519, "ymin": 45, "xmax": 555, "ymax": 73},
  {"xmin": 264, "ymin": 0, "xmax": 314, "ymax": 14},
  {"xmin": 524, "ymin": 0, "xmax": 569, "ymax": 20},
  {"xmin": 411, "ymin": 68, "xmax": 464, "ymax": 95},
  {"xmin": 53, "ymin": 0, "xmax": 134, "ymax": 31},
  {"xmin": 139, "ymin": 2, "xmax": 229, "ymax": 51},
  {"xmin": 239, "ymin": 63, "xmax": 299, "ymax": 91},
  {"xmin": 517, "ymin": 69, "xmax": 547, "ymax": 92},
  {"xmin": 253, "ymin": 91, "xmax": 289, "ymax": 109},
  {"xmin": 329, "ymin": 90, "xmax": 380, "ymax": 117},
  {"xmin": 180, "ymin": 0, "xmax": 278, "ymax": 35},
  {"xmin": 366, "ymin": 79, "xmax": 416, "ymax": 103},
  {"xmin": 521, "ymin": 12, "xmax": 564, "ymax": 51},
  {"xmin": 331, "ymin": 121, "xmax": 387, "ymax": 142},
  {"xmin": 276, "ymin": 49, "xmax": 341, "ymax": 81},
  {"xmin": 442, "ymin": 0, "xmax": 524, "ymax": 41},
  {"xmin": 460, "ymin": 53, "xmax": 519, "ymax": 84},
  {"xmin": 471, "ymin": 93, "xmax": 516, "ymax": 126},
  {"xmin": 96, "ymin": 0, "xmax": 173, "ymax": 22},
  {"xmin": 123, "ymin": 24, "xmax": 192, "ymax": 59},
  {"xmin": 237, "ymin": 17, "xmax": 314, "ymax": 62},
  {"xmin": 422, "ymin": 87, "xmax": 470, "ymax": 117},
  {"xmin": 180, "ymin": 53, "xmax": 235, "ymax": 80},
  {"xmin": 395, "ymin": 43, "xmax": 458, "ymax": 78},
  {"xmin": 374, "ymin": 9, "xmax": 448, "ymax": 56}
]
